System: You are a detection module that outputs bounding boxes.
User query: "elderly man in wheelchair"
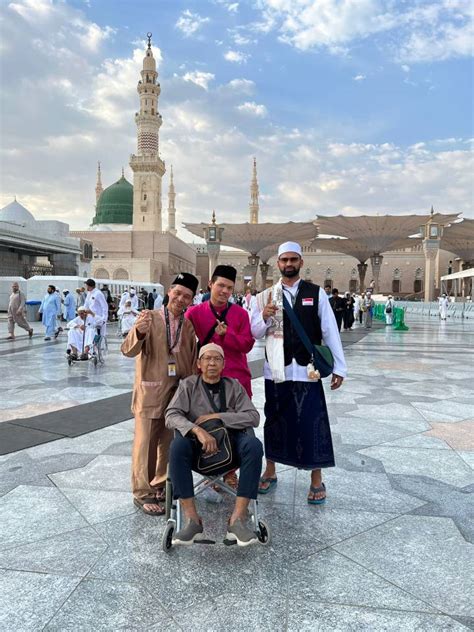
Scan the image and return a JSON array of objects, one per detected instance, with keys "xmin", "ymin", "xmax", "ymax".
[{"xmin": 164, "ymin": 343, "xmax": 267, "ymax": 548}]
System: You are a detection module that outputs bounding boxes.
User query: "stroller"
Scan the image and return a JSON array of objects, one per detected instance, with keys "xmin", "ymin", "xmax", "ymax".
[{"xmin": 161, "ymin": 468, "xmax": 271, "ymax": 552}]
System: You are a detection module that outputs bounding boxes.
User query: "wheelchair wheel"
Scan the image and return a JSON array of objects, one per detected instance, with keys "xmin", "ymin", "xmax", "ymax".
[
  {"xmin": 67, "ymin": 356, "xmax": 73, "ymax": 366},
  {"xmin": 257, "ymin": 519, "xmax": 271, "ymax": 545},
  {"xmin": 162, "ymin": 520, "xmax": 175, "ymax": 553},
  {"xmin": 93, "ymin": 355, "xmax": 98, "ymax": 367}
]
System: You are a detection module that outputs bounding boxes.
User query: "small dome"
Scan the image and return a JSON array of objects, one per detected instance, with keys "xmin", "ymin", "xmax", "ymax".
[
  {"xmin": 92, "ymin": 175, "xmax": 133, "ymax": 226},
  {"xmin": 0, "ymin": 199, "xmax": 36, "ymax": 225}
]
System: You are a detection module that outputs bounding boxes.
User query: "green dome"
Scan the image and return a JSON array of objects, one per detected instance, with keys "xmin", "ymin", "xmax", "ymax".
[{"xmin": 93, "ymin": 175, "xmax": 133, "ymax": 225}]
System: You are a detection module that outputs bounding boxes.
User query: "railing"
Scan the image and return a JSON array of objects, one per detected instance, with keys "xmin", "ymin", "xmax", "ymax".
[
  {"xmin": 394, "ymin": 301, "xmax": 474, "ymax": 320},
  {"xmin": 373, "ymin": 303, "xmax": 409, "ymax": 330}
]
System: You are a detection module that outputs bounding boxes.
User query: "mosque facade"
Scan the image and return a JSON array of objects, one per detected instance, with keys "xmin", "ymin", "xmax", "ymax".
[{"xmin": 71, "ymin": 35, "xmax": 195, "ymax": 288}]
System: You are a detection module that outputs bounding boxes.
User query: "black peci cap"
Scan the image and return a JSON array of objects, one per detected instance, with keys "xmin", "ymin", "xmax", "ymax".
[
  {"xmin": 212, "ymin": 265, "xmax": 237, "ymax": 283},
  {"xmin": 172, "ymin": 272, "xmax": 199, "ymax": 296}
]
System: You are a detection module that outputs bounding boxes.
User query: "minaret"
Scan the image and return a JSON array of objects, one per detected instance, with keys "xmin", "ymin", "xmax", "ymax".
[
  {"xmin": 249, "ymin": 156, "xmax": 259, "ymax": 224},
  {"xmin": 130, "ymin": 33, "xmax": 165, "ymax": 232},
  {"xmin": 95, "ymin": 161, "xmax": 103, "ymax": 203},
  {"xmin": 167, "ymin": 165, "xmax": 177, "ymax": 235}
]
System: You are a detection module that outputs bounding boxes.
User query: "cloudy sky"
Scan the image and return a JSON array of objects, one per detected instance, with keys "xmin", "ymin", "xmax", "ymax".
[{"xmin": 0, "ymin": 0, "xmax": 472, "ymax": 240}]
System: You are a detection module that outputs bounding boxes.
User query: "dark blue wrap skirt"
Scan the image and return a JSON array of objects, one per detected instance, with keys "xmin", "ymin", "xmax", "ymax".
[{"xmin": 263, "ymin": 379, "xmax": 335, "ymax": 470}]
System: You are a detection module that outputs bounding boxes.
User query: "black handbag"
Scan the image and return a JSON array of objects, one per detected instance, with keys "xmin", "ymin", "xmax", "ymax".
[{"xmin": 193, "ymin": 378, "xmax": 238, "ymax": 476}]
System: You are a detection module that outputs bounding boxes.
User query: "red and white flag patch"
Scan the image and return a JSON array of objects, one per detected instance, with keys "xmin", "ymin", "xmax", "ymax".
[{"xmin": 302, "ymin": 298, "xmax": 314, "ymax": 306}]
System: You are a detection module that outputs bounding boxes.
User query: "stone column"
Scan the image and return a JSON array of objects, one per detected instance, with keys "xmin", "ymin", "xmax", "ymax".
[
  {"xmin": 422, "ymin": 240, "xmax": 439, "ymax": 302},
  {"xmin": 357, "ymin": 262, "xmax": 368, "ymax": 292},
  {"xmin": 248, "ymin": 255, "xmax": 260, "ymax": 289},
  {"xmin": 207, "ymin": 243, "xmax": 221, "ymax": 280},
  {"xmin": 369, "ymin": 255, "xmax": 383, "ymax": 293},
  {"xmin": 259, "ymin": 262, "xmax": 270, "ymax": 291}
]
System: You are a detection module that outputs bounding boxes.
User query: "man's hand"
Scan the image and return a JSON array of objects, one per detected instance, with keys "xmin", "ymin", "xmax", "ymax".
[
  {"xmin": 79, "ymin": 325, "xmax": 85, "ymax": 331},
  {"xmin": 262, "ymin": 291, "xmax": 277, "ymax": 321},
  {"xmin": 192, "ymin": 426, "xmax": 218, "ymax": 455},
  {"xmin": 16, "ymin": 309, "xmax": 23, "ymax": 316},
  {"xmin": 215, "ymin": 320, "xmax": 227, "ymax": 336},
  {"xmin": 135, "ymin": 310, "xmax": 152, "ymax": 335},
  {"xmin": 330, "ymin": 374, "xmax": 344, "ymax": 390},
  {"xmin": 195, "ymin": 413, "xmax": 221, "ymax": 425}
]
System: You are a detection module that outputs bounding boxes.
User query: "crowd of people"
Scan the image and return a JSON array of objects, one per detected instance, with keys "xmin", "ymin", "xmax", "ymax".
[{"xmin": 5, "ymin": 245, "xmax": 409, "ymax": 545}]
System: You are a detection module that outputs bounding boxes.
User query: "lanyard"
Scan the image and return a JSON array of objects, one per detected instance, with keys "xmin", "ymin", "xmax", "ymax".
[
  {"xmin": 282, "ymin": 285, "xmax": 299, "ymax": 307},
  {"xmin": 209, "ymin": 302, "xmax": 231, "ymax": 323},
  {"xmin": 164, "ymin": 306, "xmax": 184, "ymax": 355},
  {"xmin": 201, "ymin": 377, "xmax": 227, "ymax": 413}
]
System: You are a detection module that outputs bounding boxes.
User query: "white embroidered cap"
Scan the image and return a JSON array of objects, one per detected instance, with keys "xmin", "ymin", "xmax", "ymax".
[{"xmin": 278, "ymin": 241, "xmax": 302, "ymax": 257}]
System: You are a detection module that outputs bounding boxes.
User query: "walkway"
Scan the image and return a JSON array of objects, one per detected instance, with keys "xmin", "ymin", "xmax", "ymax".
[{"xmin": 0, "ymin": 316, "xmax": 472, "ymax": 630}]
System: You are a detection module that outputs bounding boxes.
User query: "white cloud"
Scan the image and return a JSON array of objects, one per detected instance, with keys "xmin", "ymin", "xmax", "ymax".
[
  {"xmin": 0, "ymin": 0, "xmax": 472, "ymax": 235},
  {"xmin": 353, "ymin": 74, "xmax": 366, "ymax": 81},
  {"xmin": 183, "ymin": 71, "xmax": 215, "ymax": 90},
  {"xmin": 224, "ymin": 78, "xmax": 255, "ymax": 94},
  {"xmin": 255, "ymin": 0, "xmax": 473, "ymax": 63},
  {"xmin": 224, "ymin": 50, "xmax": 250, "ymax": 63},
  {"xmin": 401, "ymin": 64, "xmax": 410, "ymax": 72},
  {"xmin": 236, "ymin": 101, "xmax": 268, "ymax": 117},
  {"xmin": 227, "ymin": 2, "xmax": 239, "ymax": 12},
  {"xmin": 175, "ymin": 9, "xmax": 210, "ymax": 37}
]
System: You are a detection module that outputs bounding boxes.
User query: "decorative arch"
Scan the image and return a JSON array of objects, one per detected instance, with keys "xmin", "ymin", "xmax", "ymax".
[
  {"xmin": 95, "ymin": 267, "xmax": 110, "ymax": 279},
  {"xmin": 113, "ymin": 268, "xmax": 129, "ymax": 280}
]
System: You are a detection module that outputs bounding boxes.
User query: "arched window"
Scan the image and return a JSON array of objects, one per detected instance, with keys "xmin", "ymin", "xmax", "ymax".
[
  {"xmin": 95, "ymin": 267, "xmax": 109, "ymax": 279},
  {"xmin": 392, "ymin": 268, "xmax": 401, "ymax": 294},
  {"xmin": 113, "ymin": 268, "xmax": 129, "ymax": 280},
  {"xmin": 414, "ymin": 267, "xmax": 423, "ymax": 293}
]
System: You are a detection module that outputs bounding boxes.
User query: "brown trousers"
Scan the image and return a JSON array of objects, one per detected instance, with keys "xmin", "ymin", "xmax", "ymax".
[
  {"xmin": 131, "ymin": 414, "xmax": 173, "ymax": 500},
  {"xmin": 8, "ymin": 313, "xmax": 31, "ymax": 335}
]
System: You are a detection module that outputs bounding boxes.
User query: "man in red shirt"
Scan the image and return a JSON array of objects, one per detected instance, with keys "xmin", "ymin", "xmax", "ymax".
[{"xmin": 186, "ymin": 265, "xmax": 255, "ymax": 488}]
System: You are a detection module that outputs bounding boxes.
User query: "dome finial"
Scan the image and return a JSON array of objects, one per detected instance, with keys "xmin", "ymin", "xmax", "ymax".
[
  {"xmin": 121, "ymin": 166, "xmax": 125, "ymax": 177},
  {"xmin": 147, "ymin": 32, "xmax": 152, "ymax": 49}
]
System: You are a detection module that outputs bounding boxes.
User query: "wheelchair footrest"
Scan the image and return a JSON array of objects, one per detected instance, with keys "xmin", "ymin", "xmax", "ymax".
[{"xmin": 194, "ymin": 538, "xmax": 216, "ymax": 545}]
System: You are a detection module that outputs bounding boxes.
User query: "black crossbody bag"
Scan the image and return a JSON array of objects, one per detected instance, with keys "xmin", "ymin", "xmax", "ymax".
[
  {"xmin": 282, "ymin": 294, "xmax": 335, "ymax": 378},
  {"xmin": 193, "ymin": 378, "xmax": 238, "ymax": 476}
]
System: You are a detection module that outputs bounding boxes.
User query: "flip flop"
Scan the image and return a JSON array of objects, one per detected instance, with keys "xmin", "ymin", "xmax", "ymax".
[
  {"xmin": 258, "ymin": 477, "xmax": 278, "ymax": 495},
  {"xmin": 308, "ymin": 483, "xmax": 326, "ymax": 505},
  {"xmin": 133, "ymin": 497, "xmax": 165, "ymax": 516}
]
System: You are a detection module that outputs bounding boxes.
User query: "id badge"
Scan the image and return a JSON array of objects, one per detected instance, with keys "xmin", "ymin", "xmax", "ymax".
[{"xmin": 167, "ymin": 360, "xmax": 177, "ymax": 377}]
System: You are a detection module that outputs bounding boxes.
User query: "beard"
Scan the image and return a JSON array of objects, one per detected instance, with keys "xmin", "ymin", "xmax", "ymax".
[{"xmin": 281, "ymin": 267, "xmax": 300, "ymax": 278}]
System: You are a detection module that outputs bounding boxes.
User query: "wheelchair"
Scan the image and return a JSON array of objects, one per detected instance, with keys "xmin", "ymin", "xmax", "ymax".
[
  {"xmin": 66, "ymin": 326, "xmax": 107, "ymax": 367},
  {"xmin": 161, "ymin": 469, "xmax": 271, "ymax": 552}
]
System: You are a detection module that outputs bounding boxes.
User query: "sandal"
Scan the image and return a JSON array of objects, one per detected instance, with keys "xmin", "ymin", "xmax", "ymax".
[
  {"xmin": 308, "ymin": 483, "xmax": 326, "ymax": 505},
  {"xmin": 133, "ymin": 497, "xmax": 165, "ymax": 516},
  {"xmin": 154, "ymin": 487, "xmax": 166, "ymax": 502},
  {"xmin": 258, "ymin": 477, "xmax": 278, "ymax": 495}
]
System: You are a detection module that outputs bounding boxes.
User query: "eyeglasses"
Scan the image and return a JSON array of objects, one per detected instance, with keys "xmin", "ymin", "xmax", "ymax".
[{"xmin": 200, "ymin": 355, "xmax": 223, "ymax": 363}]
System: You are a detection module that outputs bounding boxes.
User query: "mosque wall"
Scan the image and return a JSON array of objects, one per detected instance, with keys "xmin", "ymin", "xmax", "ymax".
[{"xmin": 212, "ymin": 247, "xmax": 458, "ymax": 296}]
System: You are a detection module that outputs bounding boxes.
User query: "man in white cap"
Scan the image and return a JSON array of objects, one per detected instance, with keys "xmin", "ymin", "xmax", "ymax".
[
  {"xmin": 66, "ymin": 306, "xmax": 97, "ymax": 359},
  {"xmin": 251, "ymin": 241, "xmax": 347, "ymax": 504},
  {"xmin": 165, "ymin": 343, "xmax": 262, "ymax": 546}
]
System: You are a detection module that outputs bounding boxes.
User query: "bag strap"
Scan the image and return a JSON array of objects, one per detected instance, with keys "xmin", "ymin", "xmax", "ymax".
[
  {"xmin": 200, "ymin": 303, "xmax": 232, "ymax": 347},
  {"xmin": 282, "ymin": 293, "xmax": 315, "ymax": 360}
]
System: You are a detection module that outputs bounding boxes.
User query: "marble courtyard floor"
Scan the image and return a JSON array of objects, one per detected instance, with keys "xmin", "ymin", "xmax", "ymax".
[{"xmin": 0, "ymin": 315, "xmax": 473, "ymax": 631}]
